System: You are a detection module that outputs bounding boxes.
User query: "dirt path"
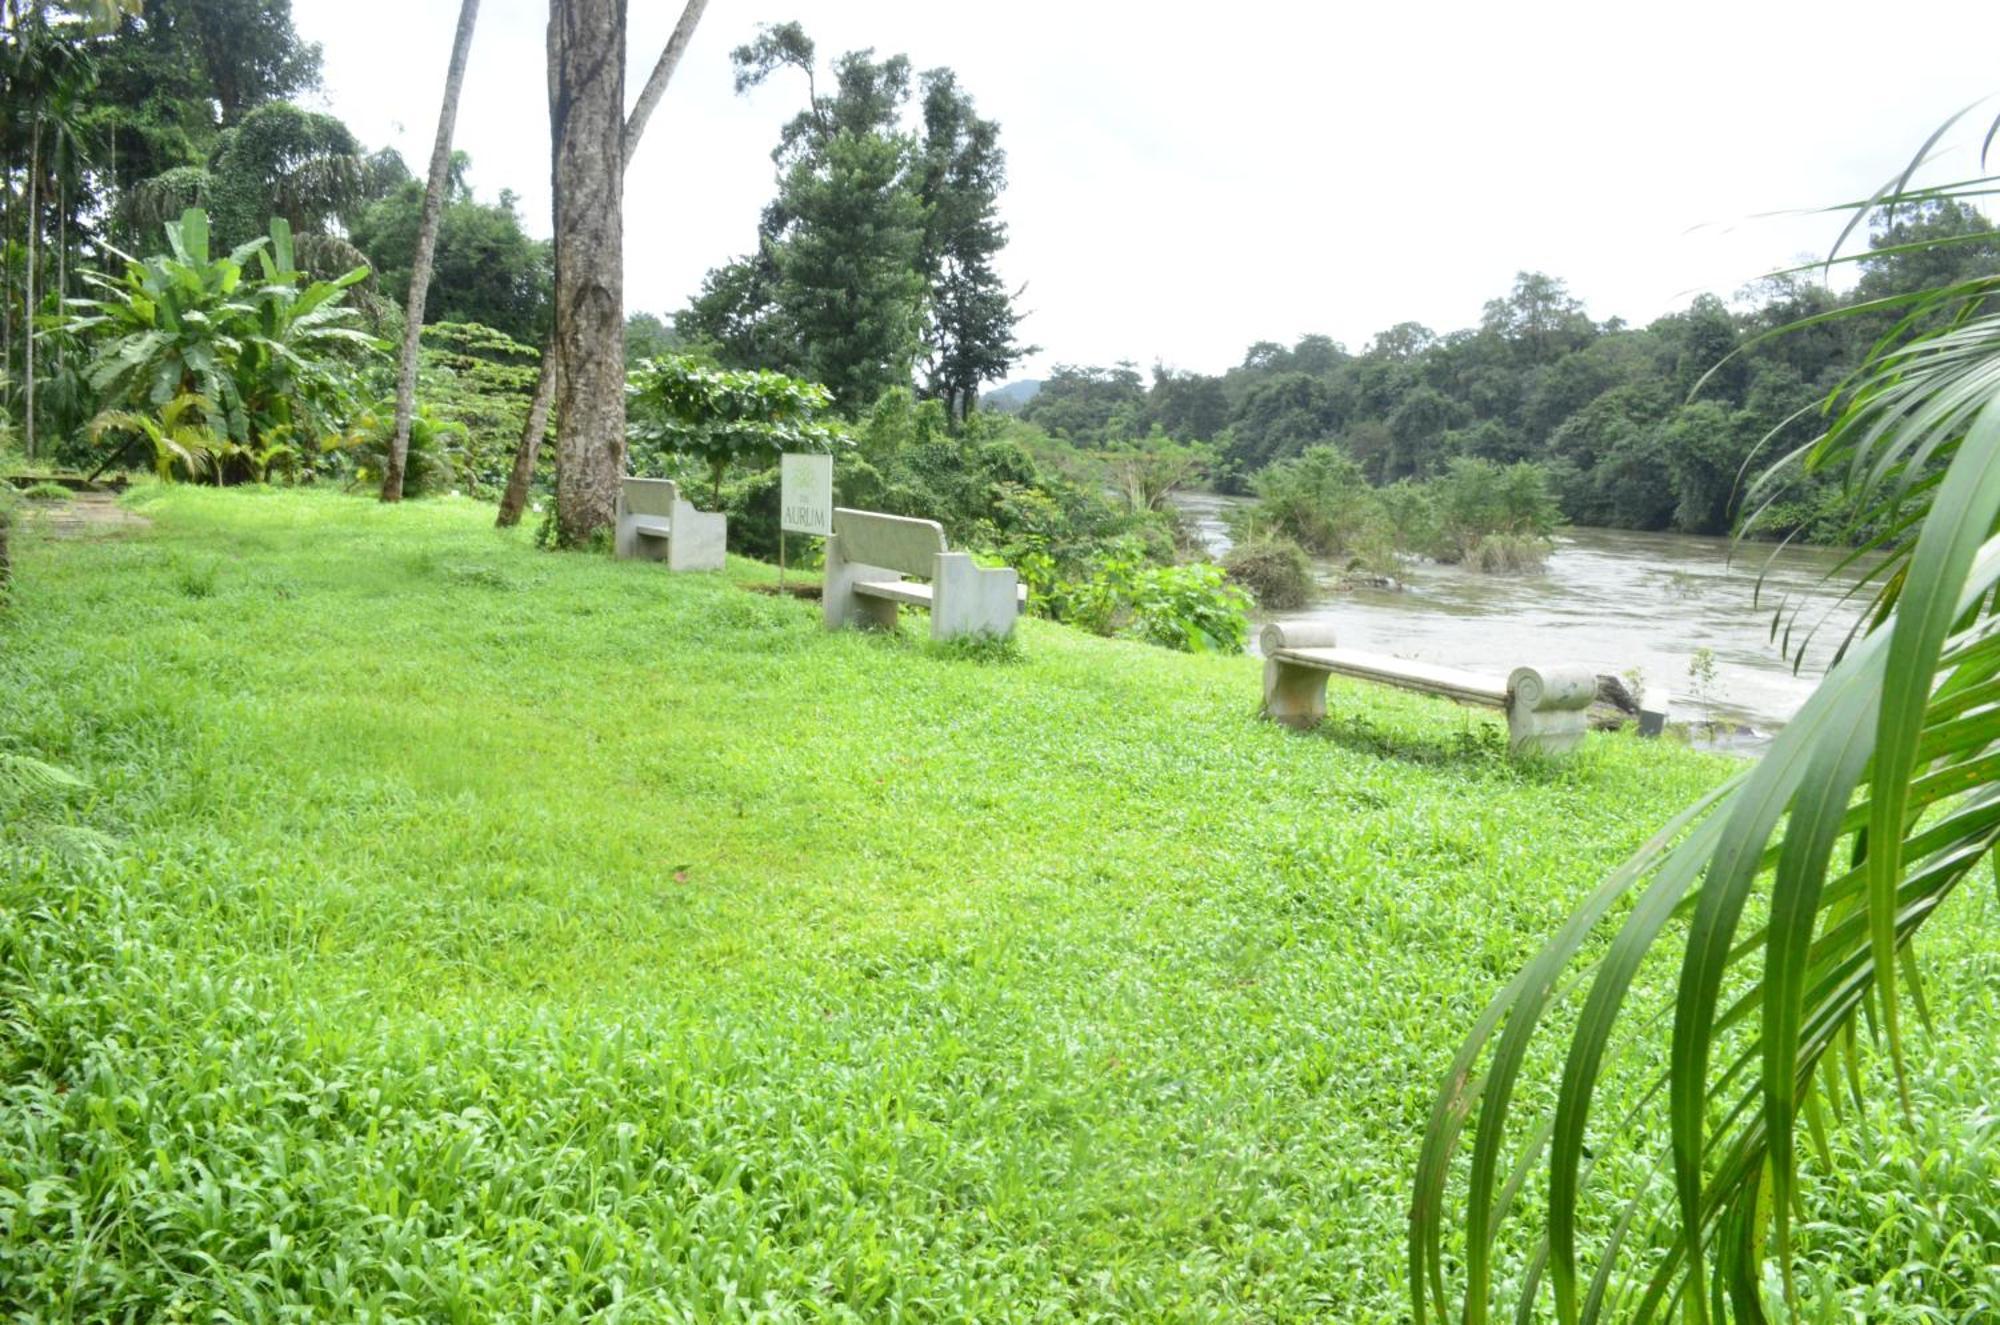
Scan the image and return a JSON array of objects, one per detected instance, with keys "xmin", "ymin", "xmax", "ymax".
[{"xmin": 32, "ymin": 492, "xmax": 151, "ymax": 537}]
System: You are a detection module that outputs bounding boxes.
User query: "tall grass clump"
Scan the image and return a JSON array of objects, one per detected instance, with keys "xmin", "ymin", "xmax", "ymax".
[{"xmin": 1237, "ymin": 447, "xmax": 1559, "ymax": 574}]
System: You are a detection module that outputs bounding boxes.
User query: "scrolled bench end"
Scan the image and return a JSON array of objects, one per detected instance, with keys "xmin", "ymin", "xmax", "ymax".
[
  {"xmin": 1506, "ymin": 665, "xmax": 1599, "ymax": 714},
  {"xmin": 1259, "ymin": 620, "xmax": 1341, "ymax": 655}
]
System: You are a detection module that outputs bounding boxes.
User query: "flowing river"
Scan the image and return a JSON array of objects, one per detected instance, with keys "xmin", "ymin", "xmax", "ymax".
[{"xmin": 1177, "ymin": 492, "xmax": 1875, "ymax": 745}]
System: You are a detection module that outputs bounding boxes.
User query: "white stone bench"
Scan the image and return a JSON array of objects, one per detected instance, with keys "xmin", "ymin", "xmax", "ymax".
[
  {"xmin": 1259, "ymin": 621, "xmax": 1598, "ymax": 757},
  {"xmin": 613, "ymin": 478, "xmax": 727, "ymax": 571},
  {"xmin": 823, "ymin": 507, "xmax": 1024, "ymax": 641}
]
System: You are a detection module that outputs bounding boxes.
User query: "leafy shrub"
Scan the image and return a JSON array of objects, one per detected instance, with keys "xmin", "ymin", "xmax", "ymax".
[
  {"xmin": 417, "ymin": 322, "xmax": 545, "ymax": 495},
  {"xmin": 20, "ymin": 482, "xmax": 71, "ymax": 503},
  {"xmin": 66, "ymin": 208, "xmax": 383, "ymax": 483},
  {"xmin": 1461, "ymin": 531, "xmax": 1551, "ymax": 573},
  {"xmin": 1051, "ymin": 548, "xmax": 1250, "ymax": 653},
  {"xmin": 1238, "ymin": 445, "xmax": 1387, "ymax": 559},
  {"xmin": 329, "ymin": 398, "xmax": 470, "ymax": 497},
  {"xmin": 1426, "ymin": 457, "xmax": 1557, "ymax": 566},
  {"xmin": 627, "ymin": 355, "xmax": 846, "ymax": 506},
  {"xmin": 1223, "ymin": 536, "xmax": 1315, "ymax": 608},
  {"xmin": 1241, "ymin": 449, "xmax": 1559, "ymax": 575}
]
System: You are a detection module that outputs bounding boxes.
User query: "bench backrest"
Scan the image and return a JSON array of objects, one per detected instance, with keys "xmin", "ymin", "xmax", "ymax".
[
  {"xmin": 621, "ymin": 477, "xmax": 683, "ymax": 518},
  {"xmin": 832, "ymin": 507, "xmax": 948, "ymax": 578}
]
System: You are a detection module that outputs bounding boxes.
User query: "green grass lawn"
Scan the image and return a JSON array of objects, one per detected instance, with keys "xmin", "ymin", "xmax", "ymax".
[{"xmin": 2, "ymin": 487, "xmax": 1995, "ymax": 1321}]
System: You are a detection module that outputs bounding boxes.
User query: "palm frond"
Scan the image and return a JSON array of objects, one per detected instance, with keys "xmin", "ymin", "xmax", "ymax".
[{"xmin": 1414, "ymin": 120, "xmax": 2000, "ymax": 1324}]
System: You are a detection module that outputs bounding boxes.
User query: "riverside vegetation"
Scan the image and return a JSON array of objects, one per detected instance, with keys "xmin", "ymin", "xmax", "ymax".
[{"xmin": 3, "ymin": 488, "xmax": 1997, "ymax": 1319}]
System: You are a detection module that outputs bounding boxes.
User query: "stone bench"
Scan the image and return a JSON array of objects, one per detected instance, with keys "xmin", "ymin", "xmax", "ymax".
[
  {"xmin": 1258, "ymin": 621, "xmax": 1599, "ymax": 757},
  {"xmin": 614, "ymin": 478, "xmax": 727, "ymax": 571},
  {"xmin": 823, "ymin": 507, "xmax": 1023, "ymax": 641}
]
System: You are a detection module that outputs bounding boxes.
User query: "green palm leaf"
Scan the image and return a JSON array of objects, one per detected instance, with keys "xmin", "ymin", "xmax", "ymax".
[{"xmin": 1414, "ymin": 118, "xmax": 2000, "ymax": 1323}]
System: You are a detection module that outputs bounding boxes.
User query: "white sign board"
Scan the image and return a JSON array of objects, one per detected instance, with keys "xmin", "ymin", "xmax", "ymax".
[{"xmin": 780, "ymin": 452, "xmax": 833, "ymax": 536}]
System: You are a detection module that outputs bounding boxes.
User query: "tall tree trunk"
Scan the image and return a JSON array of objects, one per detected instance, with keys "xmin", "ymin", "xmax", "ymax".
[
  {"xmin": 547, "ymin": 0, "xmax": 627, "ymax": 545},
  {"xmin": 382, "ymin": 0, "xmax": 481, "ymax": 503},
  {"xmin": 497, "ymin": 0, "xmax": 707, "ymax": 529},
  {"xmin": 24, "ymin": 120, "xmax": 39, "ymax": 462}
]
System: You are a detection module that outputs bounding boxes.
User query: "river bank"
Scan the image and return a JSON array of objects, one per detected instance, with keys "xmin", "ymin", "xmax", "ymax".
[{"xmin": 1177, "ymin": 491, "xmax": 1871, "ymax": 740}]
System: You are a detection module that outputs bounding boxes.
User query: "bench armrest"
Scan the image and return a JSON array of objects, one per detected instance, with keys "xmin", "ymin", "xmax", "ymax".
[{"xmin": 1260, "ymin": 620, "xmax": 1341, "ymax": 654}]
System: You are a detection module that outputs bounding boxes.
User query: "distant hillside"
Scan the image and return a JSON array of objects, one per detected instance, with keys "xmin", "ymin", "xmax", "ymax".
[{"xmin": 983, "ymin": 379, "xmax": 1043, "ymax": 412}]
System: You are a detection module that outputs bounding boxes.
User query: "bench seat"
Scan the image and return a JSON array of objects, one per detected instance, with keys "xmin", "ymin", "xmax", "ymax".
[
  {"xmin": 853, "ymin": 578, "xmax": 1029, "ymax": 608},
  {"xmin": 825, "ymin": 508, "xmax": 1022, "ymax": 641},
  {"xmin": 1269, "ymin": 646, "xmax": 1507, "ymax": 710},
  {"xmin": 1259, "ymin": 621, "xmax": 1598, "ymax": 758},
  {"xmin": 614, "ymin": 478, "xmax": 726, "ymax": 571}
]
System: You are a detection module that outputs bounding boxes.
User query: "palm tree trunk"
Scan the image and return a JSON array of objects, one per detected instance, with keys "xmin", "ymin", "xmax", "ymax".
[
  {"xmin": 4, "ymin": 174, "xmax": 14, "ymax": 412},
  {"xmin": 546, "ymin": 0, "xmax": 627, "ymax": 545},
  {"xmin": 496, "ymin": 0, "xmax": 706, "ymax": 529},
  {"xmin": 382, "ymin": 0, "xmax": 481, "ymax": 503},
  {"xmin": 24, "ymin": 119, "xmax": 39, "ymax": 462}
]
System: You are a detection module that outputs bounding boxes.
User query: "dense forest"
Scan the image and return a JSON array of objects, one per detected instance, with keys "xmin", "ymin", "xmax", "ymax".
[
  {"xmin": 0, "ymin": 0, "xmax": 553, "ymax": 464},
  {"xmin": 1007, "ymin": 204, "xmax": 2000, "ymax": 540}
]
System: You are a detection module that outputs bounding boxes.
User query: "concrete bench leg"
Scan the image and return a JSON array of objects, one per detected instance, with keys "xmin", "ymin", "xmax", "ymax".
[
  {"xmin": 930, "ymin": 552, "xmax": 1018, "ymax": 641},
  {"xmin": 613, "ymin": 498, "xmax": 640, "ymax": 561},
  {"xmin": 1505, "ymin": 665, "xmax": 1599, "ymax": 757},
  {"xmin": 822, "ymin": 534, "xmax": 902, "ymax": 632},
  {"xmin": 1263, "ymin": 657, "xmax": 1330, "ymax": 729},
  {"xmin": 667, "ymin": 503, "xmax": 727, "ymax": 572}
]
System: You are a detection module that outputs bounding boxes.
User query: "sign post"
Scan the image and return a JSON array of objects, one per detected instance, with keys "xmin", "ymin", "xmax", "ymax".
[{"xmin": 778, "ymin": 452, "xmax": 834, "ymax": 593}]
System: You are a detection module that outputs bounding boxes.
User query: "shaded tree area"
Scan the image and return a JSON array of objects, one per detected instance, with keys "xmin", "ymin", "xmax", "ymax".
[
  {"xmin": 348, "ymin": 162, "xmax": 551, "ymax": 345},
  {"xmin": 1023, "ymin": 202, "xmax": 2000, "ymax": 539}
]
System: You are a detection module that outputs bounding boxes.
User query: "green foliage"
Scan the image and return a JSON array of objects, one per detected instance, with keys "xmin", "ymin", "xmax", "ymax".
[
  {"xmin": 127, "ymin": 102, "xmax": 369, "ymax": 253},
  {"xmin": 1241, "ymin": 445, "xmax": 1396, "ymax": 567},
  {"xmin": 774, "ymin": 129, "xmax": 929, "ymax": 410},
  {"xmin": 1047, "ymin": 547, "xmax": 1249, "ymax": 653},
  {"xmin": 1425, "ymin": 457, "xmax": 1557, "ymax": 567},
  {"xmin": 623, "ymin": 311, "xmax": 680, "ymax": 367},
  {"xmin": 414, "ymin": 321, "xmax": 543, "ymax": 495},
  {"xmin": 330, "ymin": 396, "xmax": 469, "ymax": 498},
  {"xmin": 347, "ymin": 176, "xmax": 551, "ymax": 343},
  {"xmin": 1099, "ymin": 432, "xmax": 1213, "ymax": 513},
  {"xmin": 87, "ymin": 0, "xmax": 323, "ymax": 196},
  {"xmin": 627, "ymin": 354, "xmax": 846, "ymax": 505},
  {"xmin": 1240, "ymin": 447, "xmax": 1559, "ymax": 573},
  {"xmin": 1222, "ymin": 536, "xmax": 1314, "ymax": 609},
  {"xmin": 19, "ymin": 481, "xmax": 71, "ymax": 502},
  {"xmin": 1019, "ymin": 362, "xmax": 1147, "ymax": 445},
  {"xmin": 914, "ymin": 68, "xmax": 1027, "ymax": 419},
  {"xmin": 66, "ymin": 208, "xmax": 383, "ymax": 482}
]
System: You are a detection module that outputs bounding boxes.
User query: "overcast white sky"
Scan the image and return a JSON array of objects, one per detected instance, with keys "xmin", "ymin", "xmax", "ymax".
[{"xmin": 292, "ymin": 0, "xmax": 1995, "ymax": 379}]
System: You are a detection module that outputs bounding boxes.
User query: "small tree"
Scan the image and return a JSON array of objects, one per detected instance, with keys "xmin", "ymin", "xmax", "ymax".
[{"xmin": 626, "ymin": 355, "xmax": 845, "ymax": 504}]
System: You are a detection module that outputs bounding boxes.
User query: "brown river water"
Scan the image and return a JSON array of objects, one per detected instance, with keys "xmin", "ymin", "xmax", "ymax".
[{"xmin": 1177, "ymin": 492, "xmax": 1875, "ymax": 746}]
